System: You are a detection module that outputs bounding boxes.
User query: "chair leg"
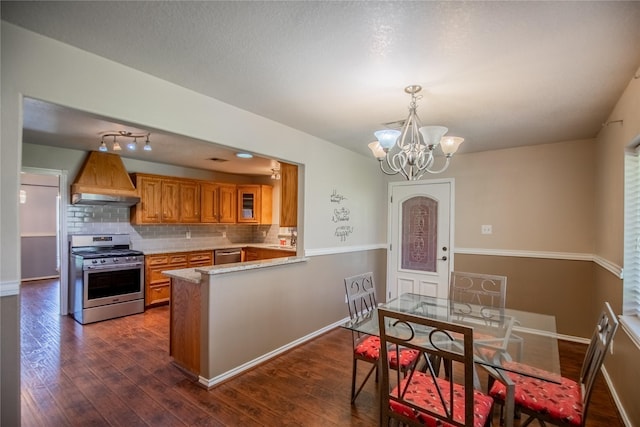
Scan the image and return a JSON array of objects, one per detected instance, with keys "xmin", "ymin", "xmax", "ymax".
[{"xmin": 351, "ymin": 358, "xmax": 377, "ymax": 403}]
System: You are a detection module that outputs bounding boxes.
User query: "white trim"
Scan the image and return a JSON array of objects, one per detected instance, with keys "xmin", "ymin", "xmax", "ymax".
[
  {"xmin": 619, "ymin": 315, "xmax": 640, "ymax": 351},
  {"xmin": 454, "ymin": 247, "xmax": 593, "ymax": 261},
  {"xmin": 594, "ymin": 255, "xmax": 624, "ymax": 279},
  {"xmin": 306, "ymin": 246, "xmax": 625, "ymax": 281},
  {"xmin": 454, "ymin": 248, "xmax": 624, "ymax": 279},
  {"xmin": 197, "ymin": 318, "xmax": 348, "ymax": 389},
  {"xmin": 602, "ymin": 365, "xmax": 633, "ymax": 427},
  {"xmin": 21, "ymin": 166, "xmax": 69, "ymax": 315},
  {"xmin": 304, "ymin": 243, "xmax": 386, "ymax": 257},
  {"xmin": 1, "ymin": 280, "xmax": 20, "ymax": 297}
]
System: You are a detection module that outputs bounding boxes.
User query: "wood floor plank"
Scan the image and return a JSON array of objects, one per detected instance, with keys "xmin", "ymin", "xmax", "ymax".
[{"xmin": 19, "ymin": 279, "xmax": 624, "ymax": 427}]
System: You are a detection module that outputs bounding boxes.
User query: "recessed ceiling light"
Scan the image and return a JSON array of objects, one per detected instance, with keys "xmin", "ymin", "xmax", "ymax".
[{"xmin": 236, "ymin": 152, "xmax": 253, "ymax": 159}]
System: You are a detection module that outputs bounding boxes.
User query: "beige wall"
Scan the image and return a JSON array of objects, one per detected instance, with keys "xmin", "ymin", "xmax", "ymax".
[
  {"xmin": 594, "ymin": 73, "xmax": 640, "ymax": 426},
  {"xmin": 454, "ymin": 254, "xmax": 596, "ymax": 337},
  {"xmin": 442, "ymin": 139, "xmax": 596, "ymax": 253},
  {"xmin": 204, "ymin": 250, "xmax": 386, "ymax": 379}
]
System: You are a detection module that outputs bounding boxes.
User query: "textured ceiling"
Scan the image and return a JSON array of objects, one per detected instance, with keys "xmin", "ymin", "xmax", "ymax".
[{"xmin": 3, "ymin": 1, "xmax": 640, "ymax": 173}]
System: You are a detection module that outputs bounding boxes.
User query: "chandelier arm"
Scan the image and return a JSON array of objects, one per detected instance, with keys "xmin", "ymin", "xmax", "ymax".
[
  {"xmin": 423, "ymin": 156, "xmax": 452, "ymax": 175},
  {"xmin": 389, "ymin": 151, "xmax": 411, "ymax": 181},
  {"xmin": 376, "ymin": 160, "xmax": 399, "ymax": 176}
]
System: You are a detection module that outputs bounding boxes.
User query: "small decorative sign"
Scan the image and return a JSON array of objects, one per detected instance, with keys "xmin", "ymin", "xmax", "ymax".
[
  {"xmin": 335, "ymin": 225, "xmax": 354, "ymax": 242},
  {"xmin": 329, "ymin": 188, "xmax": 353, "ymax": 242},
  {"xmin": 332, "ymin": 207, "xmax": 350, "ymax": 223},
  {"xmin": 330, "ymin": 189, "xmax": 347, "ymax": 204}
]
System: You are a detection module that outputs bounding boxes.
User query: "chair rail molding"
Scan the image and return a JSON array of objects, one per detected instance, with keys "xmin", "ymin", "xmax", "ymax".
[
  {"xmin": 0, "ymin": 280, "xmax": 20, "ymax": 297},
  {"xmin": 454, "ymin": 248, "xmax": 623, "ymax": 279}
]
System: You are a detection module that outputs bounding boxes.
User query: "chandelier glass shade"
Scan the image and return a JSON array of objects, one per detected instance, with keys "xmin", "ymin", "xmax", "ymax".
[
  {"xmin": 99, "ymin": 131, "xmax": 151, "ymax": 153},
  {"xmin": 368, "ymin": 85, "xmax": 464, "ymax": 181}
]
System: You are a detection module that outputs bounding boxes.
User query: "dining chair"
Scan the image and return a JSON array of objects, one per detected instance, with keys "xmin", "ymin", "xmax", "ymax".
[
  {"xmin": 488, "ymin": 301, "xmax": 619, "ymax": 427},
  {"xmin": 449, "ymin": 271, "xmax": 507, "ymax": 312},
  {"xmin": 450, "ymin": 271, "xmax": 524, "ymax": 362},
  {"xmin": 378, "ymin": 307, "xmax": 494, "ymax": 427},
  {"xmin": 344, "ymin": 272, "xmax": 419, "ymax": 404}
]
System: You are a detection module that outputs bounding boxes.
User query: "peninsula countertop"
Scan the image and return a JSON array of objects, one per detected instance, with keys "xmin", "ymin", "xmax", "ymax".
[
  {"xmin": 162, "ymin": 256, "xmax": 308, "ymax": 284},
  {"xmin": 140, "ymin": 243, "xmax": 297, "ymax": 255}
]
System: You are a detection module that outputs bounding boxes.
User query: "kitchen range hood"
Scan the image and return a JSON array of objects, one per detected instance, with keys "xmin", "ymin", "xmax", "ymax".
[{"xmin": 71, "ymin": 151, "xmax": 140, "ymax": 206}]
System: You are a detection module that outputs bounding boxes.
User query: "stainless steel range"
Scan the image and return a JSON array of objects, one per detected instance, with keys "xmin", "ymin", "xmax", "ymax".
[{"xmin": 69, "ymin": 234, "xmax": 144, "ymax": 324}]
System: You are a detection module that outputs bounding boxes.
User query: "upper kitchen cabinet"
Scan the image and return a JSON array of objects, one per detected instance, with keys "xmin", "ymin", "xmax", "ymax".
[
  {"xmin": 279, "ymin": 162, "xmax": 298, "ymax": 227},
  {"xmin": 178, "ymin": 180, "xmax": 201, "ymax": 223},
  {"xmin": 130, "ymin": 173, "xmax": 201, "ymax": 224},
  {"xmin": 131, "ymin": 174, "xmax": 163, "ymax": 223},
  {"xmin": 201, "ymin": 183, "xmax": 236, "ymax": 223},
  {"xmin": 237, "ymin": 185, "xmax": 272, "ymax": 224}
]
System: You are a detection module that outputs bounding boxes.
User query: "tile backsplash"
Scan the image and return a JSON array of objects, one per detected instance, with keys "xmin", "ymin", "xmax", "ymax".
[{"xmin": 67, "ymin": 204, "xmax": 279, "ymax": 251}]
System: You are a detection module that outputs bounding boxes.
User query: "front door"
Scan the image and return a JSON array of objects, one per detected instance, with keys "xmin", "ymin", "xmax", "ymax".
[{"xmin": 387, "ymin": 180, "xmax": 453, "ymax": 300}]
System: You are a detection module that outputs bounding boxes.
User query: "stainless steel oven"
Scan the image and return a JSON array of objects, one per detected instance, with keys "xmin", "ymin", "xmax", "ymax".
[{"xmin": 69, "ymin": 234, "xmax": 144, "ymax": 324}]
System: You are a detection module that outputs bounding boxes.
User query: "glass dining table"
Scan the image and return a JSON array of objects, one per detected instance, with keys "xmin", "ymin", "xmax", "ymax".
[{"xmin": 341, "ymin": 293, "xmax": 562, "ymax": 427}]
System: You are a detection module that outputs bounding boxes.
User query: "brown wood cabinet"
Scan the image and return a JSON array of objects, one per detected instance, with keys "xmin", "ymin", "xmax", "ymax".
[
  {"xmin": 131, "ymin": 174, "xmax": 163, "ymax": 223},
  {"xmin": 131, "ymin": 174, "xmax": 200, "ymax": 224},
  {"xmin": 187, "ymin": 251, "xmax": 214, "ymax": 267},
  {"xmin": 237, "ymin": 185, "xmax": 272, "ymax": 224},
  {"xmin": 144, "ymin": 250, "xmax": 213, "ymax": 307},
  {"xmin": 201, "ymin": 183, "xmax": 236, "ymax": 223},
  {"xmin": 243, "ymin": 246, "xmax": 295, "ymax": 261},
  {"xmin": 279, "ymin": 162, "xmax": 298, "ymax": 227},
  {"xmin": 179, "ymin": 180, "xmax": 201, "ymax": 223}
]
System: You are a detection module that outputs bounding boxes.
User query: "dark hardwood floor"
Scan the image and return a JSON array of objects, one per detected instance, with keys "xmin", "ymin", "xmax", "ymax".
[{"xmin": 20, "ymin": 279, "xmax": 623, "ymax": 426}]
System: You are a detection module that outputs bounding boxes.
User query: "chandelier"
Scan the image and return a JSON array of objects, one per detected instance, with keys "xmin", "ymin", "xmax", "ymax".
[
  {"xmin": 99, "ymin": 130, "xmax": 152, "ymax": 152},
  {"xmin": 368, "ymin": 85, "xmax": 464, "ymax": 180}
]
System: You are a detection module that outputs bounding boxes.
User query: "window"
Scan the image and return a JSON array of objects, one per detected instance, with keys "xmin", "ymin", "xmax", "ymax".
[{"xmin": 623, "ymin": 147, "xmax": 640, "ymax": 347}]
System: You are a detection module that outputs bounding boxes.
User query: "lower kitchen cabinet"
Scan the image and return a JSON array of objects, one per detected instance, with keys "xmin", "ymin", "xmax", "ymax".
[
  {"xmin": 243, "ymin": 247, "xmax": 296, "ymax": 261},
  {"xmin": 145, "ymin": 250, "xmax": 213, "ymax": 307}
]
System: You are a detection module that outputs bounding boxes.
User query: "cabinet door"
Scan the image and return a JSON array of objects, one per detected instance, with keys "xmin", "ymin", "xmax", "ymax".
[
  {"xmin": 259, "ymin": 185, "xmax": 273, "ymax": 224},
  {"xmin": 161, "ymin": 180, "xmax": 180, "ymax": 223},
  {"xmin": 218, "ymin": 184, "xmax": 237, "ymax": 223},
  {"xmin": 279, "ymin": 162, "xmax": 298, "ymax": 227},
  {"xmin": 237, "ymin": 185, "xmax": 260, "ymax": 223},
  {"xmin": 138, "ymin": 176, "xmax": 162, "ymax": 223},
  {"xmin": 179, "ymin": 181, "xmax": 201, "ymax": 223},
  {"xmin": 200, "ymin": 183, "xmax": 220, "ymax": 223}
]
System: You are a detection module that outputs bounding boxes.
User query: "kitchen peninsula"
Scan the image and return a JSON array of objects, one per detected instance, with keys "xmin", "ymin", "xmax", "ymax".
[{"xmin": 163, "ymin": 254, "xmax": 308, "ymax": 387}]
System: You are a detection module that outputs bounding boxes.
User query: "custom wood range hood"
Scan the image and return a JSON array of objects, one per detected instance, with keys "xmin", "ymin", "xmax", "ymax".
[{"xmin": 71, "ymin": 151, "xmax": 140, "ymax": 206}]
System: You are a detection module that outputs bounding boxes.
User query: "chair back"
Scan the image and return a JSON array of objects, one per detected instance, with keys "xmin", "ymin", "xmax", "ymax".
[
  {"xmin": 449, "ymin": 271, "xmax": 508, "ymax": 323},
  {"xmin": 580, "ymin": 302, "xmax": 619, "ymax": 422},
  {"xmin": 378, "ymin": 308, "xmax": 477, "ymax": 427},
  {"xmin": 450, "ymin": 271, "xmax": 507, "ymax": 309},
  {"xmin": 344, "ymin": 272, "xmax": 377, "ymax": 320}
]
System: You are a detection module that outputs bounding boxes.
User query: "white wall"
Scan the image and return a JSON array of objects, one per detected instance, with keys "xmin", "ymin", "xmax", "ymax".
[
  {"xmin": 1, "ymin": 22, "xmax": 388, "ymax": 424},
  {"xmin": 1, "ymin": 22, "xmax": 387, "ymax": 287}
]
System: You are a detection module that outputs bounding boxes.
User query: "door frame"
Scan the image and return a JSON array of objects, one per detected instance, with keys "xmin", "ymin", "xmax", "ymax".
[
  {"xmin": 386, "ymin": 178, "xmax": 456, "ymax": 300},
  {"xmin": 21, "ymin": 166, "xmax": 69, "ymax": 315}
]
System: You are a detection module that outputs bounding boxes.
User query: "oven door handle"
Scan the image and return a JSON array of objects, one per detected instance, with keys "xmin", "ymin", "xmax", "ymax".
[{"xmin": 84, "ymin": 262, "xmax": 143, "ymax": 271}]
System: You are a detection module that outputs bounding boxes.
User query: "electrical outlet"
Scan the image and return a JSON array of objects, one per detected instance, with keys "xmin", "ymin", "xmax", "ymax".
[
  {"xmin": 222, "ymin": 231, "xmax": 226, "ymax": 238},
  {"xmin": 186, "ymin": 230, "xmax": 191, "ymax": 239},
  {"xmin": 481, "ymin": 225, "xmax": 493, "ymax": 235}
]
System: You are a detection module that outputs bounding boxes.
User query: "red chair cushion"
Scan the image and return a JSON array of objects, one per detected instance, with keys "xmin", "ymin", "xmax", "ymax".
[
  {"xmin": 354, "ymin": 335, "xmax": 419, "ymax": 368},
  {"xmin": 489, "ymin": 361, "xmax": 583, "ymax": 426},
  {"xmin": 389, "ymin": 371, "xmax": 494, "ymax": 427}
]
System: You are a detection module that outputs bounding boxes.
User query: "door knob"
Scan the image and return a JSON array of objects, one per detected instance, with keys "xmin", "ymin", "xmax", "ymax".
[{"xmin": 438, "ymin": 256, "xmax": 448, "ymax": 261}]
